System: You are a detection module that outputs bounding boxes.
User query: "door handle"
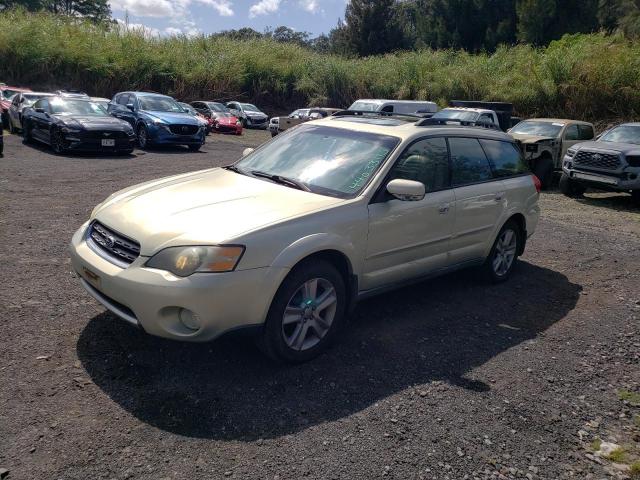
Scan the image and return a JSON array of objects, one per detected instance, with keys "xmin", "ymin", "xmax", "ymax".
[
  {"xmin": 438, "ymin": 203, "xmax": 450, "ymax": 214},
  {"xmin": 494, "ymin": 193, "xmax": 505, "ymax": 201}
]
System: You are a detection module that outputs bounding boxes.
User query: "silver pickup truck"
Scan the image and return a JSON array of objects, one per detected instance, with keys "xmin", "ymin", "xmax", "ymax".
[{"xmin": 560, "ymin": 122, "xmax": 640, "ymax": 203}]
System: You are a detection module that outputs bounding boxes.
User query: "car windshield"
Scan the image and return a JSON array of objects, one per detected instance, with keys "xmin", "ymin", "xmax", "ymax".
[
  {"xmin": 180, "ymin": 103, "xmax": 197, "ymax": 115},
  {"xmin": 510, "ymin": 121, "xmax": 563, "ymax": 137},
  {"xmin": 50, "ymin": 99, "xmax": 108, "ymax": 115},
  {"xmin": 23, "ymin": 94, "xmax": 50, "ymax": 105},
  {"xmin": 2, "ymin": 89, "xmax": 21, "ymax": 100},
  {"xmin": 234, "ymin": 125, "xmax": 399, "ymax": 198},
  {"xmin": 599, "ymin": 125, "xmax": 640, "ymax": 145},
  {"xmin": 432, "ymin": 109, "xmax": 479, "ymax": 122},
  {"xmin": 349, "ymin": 101, "xmax": 380, "ymax": 112},
  {"xmin": 241, "ymin": 103, "xmax": 261, "ymax": 112},
  {"xmin": 139, "ymin": 96, "xmax": 184, "ymax": 112},
  {"xmin": 208, "ymin": 103, "xmax": 228, "ymax": 112}
]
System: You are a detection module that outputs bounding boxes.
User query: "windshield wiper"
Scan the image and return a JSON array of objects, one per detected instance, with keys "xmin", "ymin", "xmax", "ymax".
[
  {"xmin": 223, "ymin": 164, "xmax": 247, "ymax": 175},
  {"xmin": 250, "ymin": 170, "xmax": 311, "ymax": 192}
]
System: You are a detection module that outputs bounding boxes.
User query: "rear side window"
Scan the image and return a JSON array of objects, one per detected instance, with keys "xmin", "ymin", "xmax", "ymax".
[
  {"xmin": 449, "ymin": 137, "xmax": 493, "ymax": 186},
  {"xmin": 390, "ymin": 137, "xmax": 450, "ymax": 192},
  {"xmin": 116, "ymin": 94, "xmax": 130, "ymax": 105},
  {"xmin": 480, "ymin": 139, "xmax": 529, "ymax": 177},
  {"xmin": 578, "ymin": 124, "xmax": 594, "ymax": 140}
]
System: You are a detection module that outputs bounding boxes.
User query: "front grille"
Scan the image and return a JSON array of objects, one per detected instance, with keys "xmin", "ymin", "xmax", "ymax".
[
  {"xmin": 169, "ymin": 124, "xmax": 199, "ymax": 135},
  {"xmin": 87, "ymin": 221, "xmax": 140, "ymax": 266},
  {"xmin": 574, "ymin": 150, "xmax": 621, "ymax": 170},
  {"xmin": 81, "ymin": 130, "xmax": 129, "ymax": 140}
]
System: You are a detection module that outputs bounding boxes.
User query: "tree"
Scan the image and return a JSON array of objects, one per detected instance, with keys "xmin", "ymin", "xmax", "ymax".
[
  {"xmin": 0, "ymin": 0, "xmax": 110, "ymax": 22},
  {"xmin": 342, "ymin": 0, "xmax": 404, "ymax": 56}
]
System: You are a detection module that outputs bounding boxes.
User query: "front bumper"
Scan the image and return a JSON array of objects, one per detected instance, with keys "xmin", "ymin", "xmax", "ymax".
[
  {"xmin": 562, "ymin": 154, "xmax": 640, "ymax": 191},
  {"xmin": 64, "ymin": 133, "xmax": 136, "ymax": 152},
  {"xmin": 214, "ymin": 122, "xmax": 242, "ymax": 135},
  {"xmin": 69, "ymin": 223, "xmax": 289, "ymax": 342},
  {"xmin": 246, "ymin": 116, "xmax": 268, "ymax": 129},
  {"xmin": 148, "ymin": 124, "xmax": 205, "ymax": 146}
]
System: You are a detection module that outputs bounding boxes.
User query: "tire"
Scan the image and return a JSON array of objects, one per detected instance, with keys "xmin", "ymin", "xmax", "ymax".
[
  {"xmin": 481, "ymin": 220, "xmax": 522, "ymax": 283},
  {"xmin": 533, "ymin": 156, "xmax": 554, "ymax": 190},
  {"xmin": 188, "ymin": 144, "xmax": 201, "ymax": 152},
  {"xmin": 631, "ymin": 190, "xmax": 640, "ymax": 205},
  {"xmin": 270, "ymin": 131, "xmax": 277, "ymax": 138},
  {"xmin": 50, "ymin": 127, "xmax": 66, "ymax": 154},
  {"xmin": 137, "ymin": 124, "xmax": 150, "ymax": 149},
  {"xmin": 22, "ymin": 121, "xmax": 33, "ymax": 144},
  {"xmin": 258, "ymin": 259, "xmax": 347, "ymax": 363},
  {"xmin": 242, "ymin": 118, "xmax": 248, "ymax": 128},
  {"xmin": 559, "ymin": 173, "xmax": 586, "ymax": 197}
]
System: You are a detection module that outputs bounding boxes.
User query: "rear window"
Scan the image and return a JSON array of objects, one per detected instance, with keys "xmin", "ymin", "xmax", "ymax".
[
  {"xmin": 449, "ymin": 137, "xmax": 493, "ymax": 186},
  {"xmin": 480, "ymin": 139, "xmax": 529, "ymax": 177}
]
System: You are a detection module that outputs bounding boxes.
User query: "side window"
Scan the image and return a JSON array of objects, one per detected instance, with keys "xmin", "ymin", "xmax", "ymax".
[
  {"xmin": 478, "ymin": 113, "xmax": 494, "ymax": 124},
  {"xmin": 33, "ymin": 99, "xmax": 49, "ymax": 112},
  {"xmin": 116, "ymin": 93, "xmax": 130, "ymax": 105},
  {"xmin": 389, "ymin": 137, "xmax": 450, "ymax": 193},
  {"xmin": 480, "ymin": 139, "xmax": 529, "ymax": 177},
  {"xmin": 449, "ymin": 137, "xmax": 493, "ymax": 186},
  {"xmin": 564, "ymin": 124, "xmax": 580, "ymax": 140},
  {"xmin": 380, "ymin": 105, "xmax": 394, "ymax": 113},
  {"xmin": 578, "ymin": 124, "xmax": 594, "ymax": 140}
]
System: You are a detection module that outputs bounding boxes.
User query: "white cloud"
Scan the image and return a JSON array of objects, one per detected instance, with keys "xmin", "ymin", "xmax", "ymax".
[
  {"xmin": 110, "ymin": 0, "xmax": 233, "ymax": 18},
  {"xmin": 299, "ymin": 0, "xmax": 318, "ymax": 13},
  {"xmin": 248, "ymin": 0, "xmax": 280, "ymax": 18}
]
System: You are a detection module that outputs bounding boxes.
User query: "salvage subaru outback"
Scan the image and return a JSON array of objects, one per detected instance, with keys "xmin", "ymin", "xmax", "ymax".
[{"xmin": 70, "ymin": 113, "xmax": 541, "ymax": 362}]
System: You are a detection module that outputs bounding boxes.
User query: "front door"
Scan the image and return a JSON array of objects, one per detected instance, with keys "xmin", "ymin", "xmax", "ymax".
[{"xmin": 362, "ymin": 137, "xmax": 454, "ymax": 291}]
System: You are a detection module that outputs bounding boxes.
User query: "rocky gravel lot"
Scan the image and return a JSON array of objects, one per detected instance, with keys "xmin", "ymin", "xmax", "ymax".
[{"xmin": 1, "ymin": 131, "xmax": 639, "ymax": 480}]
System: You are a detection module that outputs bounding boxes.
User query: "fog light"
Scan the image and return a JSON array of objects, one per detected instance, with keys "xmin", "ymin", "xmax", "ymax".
[{"xmin": 179, "ymin": 308, "xmax": 201, "ymax": 331}]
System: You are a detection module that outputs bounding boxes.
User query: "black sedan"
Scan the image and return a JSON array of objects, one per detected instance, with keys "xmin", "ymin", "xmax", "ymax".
[{"xmin": 22, "ymin": 96, "xmax": 136, "ymax": 154}]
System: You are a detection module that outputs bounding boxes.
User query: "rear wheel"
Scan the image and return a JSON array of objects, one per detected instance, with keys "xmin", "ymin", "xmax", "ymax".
[
  {"xmin": 482, "ymin": 220, "xmax": 521, "ymax": 283},
  {"xmin": 533, "ymin": 155, "xmax": 554, "ymax": 190},
  {"xmin": 258, "ymin": 259, "xmax": 346, "ymax": 363},
  {"xmin": 559, "ymin": 173, "xmax": 586, "ymax": 197}
]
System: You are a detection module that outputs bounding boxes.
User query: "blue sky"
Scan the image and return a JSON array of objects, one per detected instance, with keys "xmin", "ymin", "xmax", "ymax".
[{"xmin": 110, "ymin": 0, "xmax": 348, "ymax": 37}]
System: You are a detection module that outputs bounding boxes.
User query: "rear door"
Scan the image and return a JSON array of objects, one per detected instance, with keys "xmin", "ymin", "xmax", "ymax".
[
  {"xmin": 363, "ymin": 136, "xmax": 455, "ymax": 290},
  {"xmin": 561, "ymin": 124, "xmax": 582, "ymax": 158},
  {"xmin": 448, "ymin": 136, "xmax": 506, "ymax": 265}
]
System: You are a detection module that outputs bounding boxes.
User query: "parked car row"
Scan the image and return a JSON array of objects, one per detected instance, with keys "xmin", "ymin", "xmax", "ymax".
[{"xmin": 0, "ymin": 82, "xmax": 281, "ymax": 154}]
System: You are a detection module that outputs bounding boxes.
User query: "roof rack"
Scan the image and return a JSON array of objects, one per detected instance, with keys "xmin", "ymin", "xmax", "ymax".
[
  {"xmin": 332, "ymin": 110, "xmax": 431, "ymax": 121},
  {"xmin": 414, "ymin": 118, "xmax": 501, "ymax": 130}
]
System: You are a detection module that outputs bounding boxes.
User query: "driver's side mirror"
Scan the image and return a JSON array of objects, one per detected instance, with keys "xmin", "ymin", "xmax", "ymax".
[
  {"xmin": 242, "ymin": 147, "xmax": 254, "ymax": 157},
  {"xmin": 126, "ymin": 103, "xmax": 135, "ymax": 111},
  {"xmin": 386, "ymin": 179, "xmax": 425, "ymax": 201}
]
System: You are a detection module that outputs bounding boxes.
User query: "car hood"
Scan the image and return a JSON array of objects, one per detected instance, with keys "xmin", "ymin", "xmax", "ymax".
[
  {"xmin": 510, "ymin": 133, "xmax": 554, "ymax": 143},
  {"xmin": 573, "ymin": 140, "xmax": 640, "ymax": 154},
  {"xmin": 57, "ymin": 115, "xmax": 131, "ymax": 130},
  {"xmin": 245, "ymin": 111, "xmax": 267, "ymax": 118},
  {"xmin": 92, "ymin": 168, "xmax": 343, "ymax": 255},
  {"xmin": 217, "ymin": 115, "xmax": 238, "ymax": 124},
  {"xmin": 143, "ymin": 111, "xmax": 201, "ymax": 125}
]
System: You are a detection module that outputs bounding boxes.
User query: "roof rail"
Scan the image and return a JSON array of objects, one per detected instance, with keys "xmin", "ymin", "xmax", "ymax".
[
  {"xmin": 332, "ymin": 109, "xmax": 432, "ymax": 121},
  {"xmin": 414, "ymin": 117, "xmax": 501, "ymax": 130}
]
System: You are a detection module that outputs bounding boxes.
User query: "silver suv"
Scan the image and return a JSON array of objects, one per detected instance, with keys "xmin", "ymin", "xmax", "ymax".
[
  {"xmin": 70, "ymin": 113, "xmax": 541, "ymax": 362},
  {"xmin": 561, "ymin": 122, "xmax": 640, "ymax": 202}
]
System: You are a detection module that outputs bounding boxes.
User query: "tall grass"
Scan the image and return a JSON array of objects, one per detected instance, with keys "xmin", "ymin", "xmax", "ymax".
[{"xmin": 1, "ymin": 10, "xmax": 640, "ymax": 120}]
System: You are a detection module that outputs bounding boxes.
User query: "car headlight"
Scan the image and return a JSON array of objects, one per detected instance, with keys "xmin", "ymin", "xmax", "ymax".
[
  {"xmin": 236, "ymin": 120, "xmax": 242, "ymax": 125},
  {"xmin": 566, "ymin": 148, "xmax": 577, "ymax": 158},
  {"xmin": 145, "ymin": 245, "xmax": 245, "ymax": 277},
  {"xmin": 61, "ymin": 126, "xmax": 82, "ymax": 133}
]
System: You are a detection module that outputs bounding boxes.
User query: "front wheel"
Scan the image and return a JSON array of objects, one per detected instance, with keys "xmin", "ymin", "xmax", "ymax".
[
  {"xmin": 559, "ymin": 173, "xmax": 585, "ymax": 197},
  {"xmin": 482, "ymin": 220, "xmax": 521, "ymax": 283},
  {"xmin": 137, "ymin": 124, "xmax": 150, "ymax": 149},
  {"xmin": 258, "ymin": 259, "xmax": 346, "ymax": 363},
  {"xmin": 188, "ymin": 144, "xmax": 201, "ymax": 152},
  {"xmin": 23, "ymin": 121, "xmax": 33, "ymax": 143},
  {"xmin": 50, "ymin": 127, "xmax": 66, "ymax": 154}
]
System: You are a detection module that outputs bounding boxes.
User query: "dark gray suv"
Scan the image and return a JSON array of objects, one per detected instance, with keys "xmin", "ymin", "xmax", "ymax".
[{"xmin": 560, "ymin": 122, "xmax": 640, "ymax": 203}]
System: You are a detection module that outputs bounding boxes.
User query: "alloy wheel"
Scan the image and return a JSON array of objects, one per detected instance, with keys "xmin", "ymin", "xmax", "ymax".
[
  {"xmin": 138, "ymin": 126, "xmax": 147, "ymax": 148},
  {"xmin": 492, "ymin": 228, "xmax": 517, "ymax": 277},
  {"xmin": 51, "ymin": 129, "xmax": 65, "ymax": 153},
  {"xmin": 282, "ymin": 278, "xmax": 337, "ymax": 351}
]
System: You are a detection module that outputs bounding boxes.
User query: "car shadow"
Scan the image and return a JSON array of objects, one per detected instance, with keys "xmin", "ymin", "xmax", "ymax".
[
  {"xmin": 76, "ymin": 261, "xmax": 581, "ymax": 441},
  {"xmin": 578, "ymin": 192, "xmax": 640, "ymax": 213},
  {"xmin": 20, "ymin": 139, "xmax": 137, "ymax": 160}
]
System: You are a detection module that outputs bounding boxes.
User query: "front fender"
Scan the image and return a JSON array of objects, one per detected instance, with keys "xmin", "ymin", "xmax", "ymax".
[{"xmin": 271, "ymin": 233, "xmax": 358, "ymax": 273}]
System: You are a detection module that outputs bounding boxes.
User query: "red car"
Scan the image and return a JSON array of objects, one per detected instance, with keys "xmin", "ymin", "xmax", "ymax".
[
  {"xmin": 1, "ymin": 84, "xmax": 31, "ymax": 128},
  {"xmin": 190, "ymin": 101, "xmax": 243, "ymax": 135}
]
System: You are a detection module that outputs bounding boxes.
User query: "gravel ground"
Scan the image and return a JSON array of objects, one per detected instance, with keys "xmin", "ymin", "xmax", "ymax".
[{"xmin": 0, "ymin": 131, "xmax": 639, "ymax": 480}]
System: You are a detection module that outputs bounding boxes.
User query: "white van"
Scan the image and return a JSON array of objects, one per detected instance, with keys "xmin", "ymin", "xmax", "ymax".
[{"xmin": 348, "ymin": 99, "xmax": 438, "ymax": 116}]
